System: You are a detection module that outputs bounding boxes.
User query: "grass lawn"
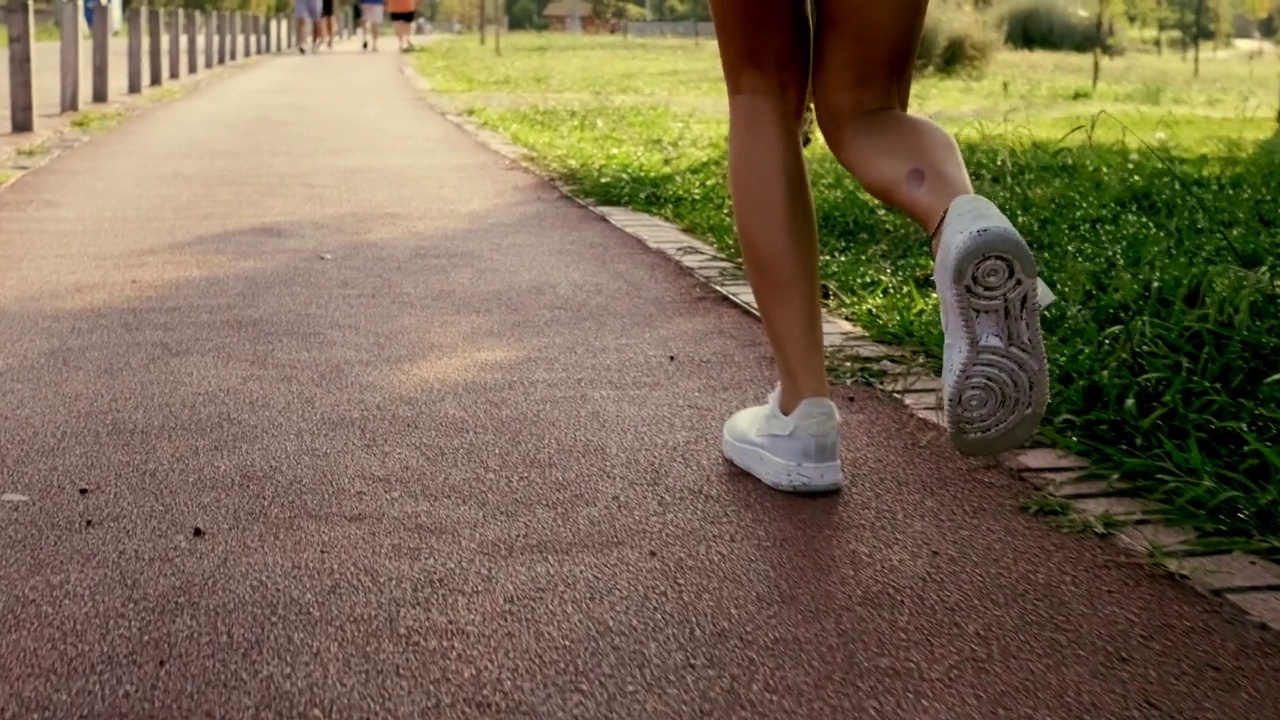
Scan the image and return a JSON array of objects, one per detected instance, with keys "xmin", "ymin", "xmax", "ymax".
[
  {"xmin": 413, "ymin": 33, "xmax": 1280, "ymax": 558},
  {"xmin": 0, "ymin": 23, "xmax": 63, "ymax": 48}
]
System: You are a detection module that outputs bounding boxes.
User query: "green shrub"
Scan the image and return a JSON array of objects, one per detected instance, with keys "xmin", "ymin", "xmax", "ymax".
[
  {"xmin": 509, "ymin": 0, "xmax": 539, "ymax": 30},
  {"xmin": 1003, "ymin": 0, "xmax": 1105, "ymax": 53},
  {"xmin": 918, "ymin": 11, "xmax": 1000, "ymax": 75}
]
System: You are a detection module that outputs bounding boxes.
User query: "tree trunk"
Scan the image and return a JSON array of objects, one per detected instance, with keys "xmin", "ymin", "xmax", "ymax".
[
  {"xmin": 1193, "ymin": 0, "xmax": 1203, "ymax": 78},
  {"xmin": 1093, "ymin": 7, "xmax": 1103, "ymax": 90},
  {"xmin": 1179, "ymin": 1, "xmax": 1187, "ymax": 59}
]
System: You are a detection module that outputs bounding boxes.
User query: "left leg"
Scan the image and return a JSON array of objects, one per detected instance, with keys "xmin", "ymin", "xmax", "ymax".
[
  {"xmin": 396, "ymin": 17, "xmax": 411, "ymax": 49},
  {"xmin": 709, "ymin": 0, "xmax": 845, "ymax": 494},
  {"xmin": 811, "ymin": 0, "xmax": 1049, "ymax": 455}
]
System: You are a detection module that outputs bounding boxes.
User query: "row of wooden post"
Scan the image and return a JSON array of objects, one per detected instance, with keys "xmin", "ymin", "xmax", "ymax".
[{"xmin": 5, "ymin": 0, "xmax": 351, "ymax": 134}]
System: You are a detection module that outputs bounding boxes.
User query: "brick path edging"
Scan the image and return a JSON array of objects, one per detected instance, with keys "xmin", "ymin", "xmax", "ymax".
[{"xmin": 397, "ymin": 61, "xmax": 1280, "ymax": 634}]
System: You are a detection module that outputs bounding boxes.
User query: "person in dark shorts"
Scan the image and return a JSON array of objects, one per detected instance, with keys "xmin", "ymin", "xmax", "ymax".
[
  {"xmin": 352, "ymin": 1, "xmax": 363, "ymax": 45},
  {"xmin": 387, "ymin": 0, "xmax": 417, "ymax": 51},
  {"xmin": 320, "ymin": 0, "xmax": 336, "ymax": 49}
]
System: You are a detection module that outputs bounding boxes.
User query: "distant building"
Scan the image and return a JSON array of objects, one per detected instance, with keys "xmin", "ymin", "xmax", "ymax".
[{"xmin": 542, "ymin": 1, "xmax": 607, "ymax": 33}]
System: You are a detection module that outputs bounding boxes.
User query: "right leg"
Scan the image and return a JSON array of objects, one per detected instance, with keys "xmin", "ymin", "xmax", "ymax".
[
  {"xmin": 296, "ymin": 14, "xmax": 307, "ymax": 53},
  {"xmin": 366, "ymin": 5, "xmax": 381, "ymax": 50},
  {"xmin": 811, "ymin": 0, "xmax": 1048, "ymax": 456},
  {"xmin": 710, "ymin": 0, "xmax": 844, "ymax": 494},
  {"xmin": 310, "ymin": 0, "xmax": 322, "ymax": 48}
]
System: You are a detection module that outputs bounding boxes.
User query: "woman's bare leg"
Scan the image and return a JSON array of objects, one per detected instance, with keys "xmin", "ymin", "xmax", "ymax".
[
  {"xmin": 711, "ymin": 0, "xmax": 843, "ymax": 494},
  {"xmin": 811, "ymin": 0, "xmax": 971, "ymax": 243},
  {"xmin": 707, "ymin": 0, "xmax": 825, "ymax": 416},
  {"xmin": 812, "ymin": 0, "xmax": 1049, "ymax": 456}
]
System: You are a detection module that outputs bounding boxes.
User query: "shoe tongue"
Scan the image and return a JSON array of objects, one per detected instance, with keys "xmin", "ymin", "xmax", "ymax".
[{"xmin": 767, "ymin": 385, "xmax": 783, "ymax": 409}]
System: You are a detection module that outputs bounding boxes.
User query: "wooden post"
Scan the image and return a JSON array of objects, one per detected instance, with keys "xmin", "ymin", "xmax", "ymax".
[
  {"xmin": 691, "ymin": 0, "xmax": 699, "ymax": 45},
  {"xmin": 148, "ymin": 7, "xmax": 162, "ymax": 86},
  {"xmin": 217, "ymin": 11, "xmax": 226, "ymax": 64},
  {"xmin": 127, "ymin": 4, "xmax": 142, "ymax": 93},
  {"xmin": 186, "ymin": 8, "xmax": 197, "ymax": 74},
  {"xmin": 241, "ymin": 11, "xmax": 250, "ymax": 58},
  {"xmin": 228, "ymin": 11, "xmax": 237, "ymax": 60},
  {"xmin": 59, "ymin": 0, "xmax": 80, "ymax": 114},
  {"xmin": 264, "ymin": 14, "xmax": 271, "ymax": 52},
  {"xmin": 91, "ymin": 0, "xmax": 108, "ymax": 102},
  {"xmin": 204, "ymin": 10, "xmax": 214, "ymax": 68},
  {"xmin": 168, "ymin": 7, "xmax": 180, "ymax": 80},
  {"xmin": 6, "ymin": 0, "xmax": 36, "ymax": 133},
  {"xmin": 254, "ymin": 15, "xmax": 262, "ymax": 54},
  {"xmin": 275, "ymin": 13, "xmax": 283, "ymax": 52},
  {"xmin": 287, "ymin": 12, "xmax": 294, "ymax": 47}
]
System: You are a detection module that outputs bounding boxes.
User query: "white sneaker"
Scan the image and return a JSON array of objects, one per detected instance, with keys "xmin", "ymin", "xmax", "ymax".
[
  {"xmin": 721, "ymin": 387, "xmax": 843, "ymax": 493},
  {"xmin": 934, "ymin": 194, "xmax": 1049, "ymax": 456}
]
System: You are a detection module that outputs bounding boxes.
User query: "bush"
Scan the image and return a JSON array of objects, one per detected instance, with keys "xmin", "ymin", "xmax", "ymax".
[
  {"xmin": 509, "ymin": 0, "xmax": 539, "ymax": 30},
  {"xmin": 917, "ymin": 12, "xmax": 1000, "ymax": 75},
  {"xmin": 1002, "ymin": 0, "xmax": 1105, "ymax": 53}
]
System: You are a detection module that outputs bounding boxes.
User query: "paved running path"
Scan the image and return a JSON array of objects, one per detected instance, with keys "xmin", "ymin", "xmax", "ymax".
[{"xmin": 3, "ymin": 48, "xmax": 1280, "ymax": 720}]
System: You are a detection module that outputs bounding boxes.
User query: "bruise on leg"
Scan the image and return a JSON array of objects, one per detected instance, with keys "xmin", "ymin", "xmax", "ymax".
[{"xmin": 906, "ymin": 167, "xmax": 927, "ymax": 193}]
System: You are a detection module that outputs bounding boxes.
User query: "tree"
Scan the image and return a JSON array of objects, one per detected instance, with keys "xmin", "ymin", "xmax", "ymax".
[
  {"xmin": 1241, "ymin": 0, "xmax": 1273, "ymax": 52},
  {"xmin": 509, "ymin": 0, "xmax": 538, "ymax": 28},
  {"xmin": 1127, "ymin": 0, "xmax": 1170, "ymax": 53},
  {"xmin": 1192, "ymin": 0, "xmax": 1204, "ymax": 77},
  {"xmin": 1211, "ymin": 0, "xmax": 1233, "ymax": 50},
  {"xmin": 1093, "ymin": 0, "xmax": 1127, "ymax": 89}
]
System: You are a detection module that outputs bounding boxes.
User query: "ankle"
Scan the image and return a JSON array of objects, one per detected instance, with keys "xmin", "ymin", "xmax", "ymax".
[
  {"xmin": 777, "ymin": 383, "xmax": 831, "ymax": 417},
  {"xmin": 929, "ymin": 206, "xmax": 950, "ymax": 258}
]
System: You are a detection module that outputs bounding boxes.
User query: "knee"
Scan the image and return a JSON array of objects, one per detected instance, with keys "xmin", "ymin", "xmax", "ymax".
[
  {"xmin": 812, "ymin": 76, "xmax": 910, "ymax": 155},
  {"xmin": 723, "ymin": 65, "xmax": 810, "ymax": 128},
  {"xmin": 812, "ymin": 96, "xmax": 895, "ymax": 158}
]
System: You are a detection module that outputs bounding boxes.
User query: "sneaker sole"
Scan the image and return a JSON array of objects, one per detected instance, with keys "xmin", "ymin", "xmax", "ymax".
[
  {"xmin": 721, "ymin": 433, "xmax": 843, "ymax": 494},
  {"xmin": 943, "ymin": 212, "xmax": 1049, "ymax": 457}
]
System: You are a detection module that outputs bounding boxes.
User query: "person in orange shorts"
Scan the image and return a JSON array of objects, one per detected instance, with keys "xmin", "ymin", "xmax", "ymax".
[{"xmin": 387, "ymin": 0, "xmax": 417, "ymax": 51}]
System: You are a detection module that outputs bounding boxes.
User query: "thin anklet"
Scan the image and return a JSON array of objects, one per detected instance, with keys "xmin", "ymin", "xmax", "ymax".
[{"xmin": 929, "ymin": 207, "xmax": 949, "ymax": 257}]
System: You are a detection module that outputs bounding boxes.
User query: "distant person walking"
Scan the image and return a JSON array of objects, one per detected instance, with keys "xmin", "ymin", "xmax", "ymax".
[
  {"xmin": 360, "ymin": 0, "xmax": 384, "ymax": 51},
  {"xmin": 321, "ymin": 0, "xmax": 336, "ymax": 49},
  {"xmin": 388, "ymin": 0, "xmax": 417, "ymax": 51},
  {"xmin": 711, "ymin": 0, "xmax": 1050, "ymax": 493},
  {"xmin": 295, "ymin": 0, "xmax": 323, "ymax": 53}
]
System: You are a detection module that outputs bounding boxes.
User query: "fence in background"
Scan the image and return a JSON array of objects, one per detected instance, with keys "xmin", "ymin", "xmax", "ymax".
[
  {"xmin": 4, "ymin": 0, "xmax": 359, "ymax": 134},
  {"xmin": 624, "ymin": 21, "xmax": 714, "ymax": 39}
]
